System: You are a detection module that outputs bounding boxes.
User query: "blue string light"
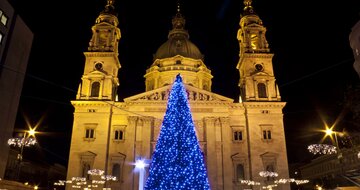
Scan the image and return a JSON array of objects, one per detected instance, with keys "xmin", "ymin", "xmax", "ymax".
[{"xmin": 145, "ymin": 74, "xmax": 210, "ymax": 190}]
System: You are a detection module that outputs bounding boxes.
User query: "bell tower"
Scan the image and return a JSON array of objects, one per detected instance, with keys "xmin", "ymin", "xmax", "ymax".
[
  {"xmin": 236, "ymin": 0, "xmax": 281, "ymax": 102},
  {"xmin": 76, "ymin": 0, "xmax": 121, "ymax": 101}
]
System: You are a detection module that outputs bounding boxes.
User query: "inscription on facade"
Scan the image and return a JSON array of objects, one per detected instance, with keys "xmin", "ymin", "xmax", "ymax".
[
  {"xmin": 135, "ymin": 89, "xmax": 221, "ymax": 102},
  {"xmin": 145, "ymin": 108, "xmax": 213, "ymax": 112}
]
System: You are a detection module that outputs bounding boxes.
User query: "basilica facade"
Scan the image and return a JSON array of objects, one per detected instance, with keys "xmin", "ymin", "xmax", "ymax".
[{"xmin": 66, "ymin": 0, "xmax": 290, "ymax": 189}]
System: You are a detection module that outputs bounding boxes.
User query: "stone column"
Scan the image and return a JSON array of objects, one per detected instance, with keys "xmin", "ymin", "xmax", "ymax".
[
  {"xmin": 215, "ymin": 118, "xmax": 224, "ymax": 190},
  {"xmin": 266, "ymin": 80, "xmax": 271, "ymax": 101},
  {"xmin": 135, "ymin": 118, "xmax": 143, "ymax": 159},
  {"xmin": 127, "ymin": 116, "xmax": 138, "ymax": 190},
  {"xmin": 204, "ymin": 117, "xmax": 217, "ymax": 189},
  {"xmin": 220, "ymin": 117, "xmax": 232, "ymax": 190},
  {"xmin": 142, "ymin": 117, "xmax": 153, "ymax": 159}
]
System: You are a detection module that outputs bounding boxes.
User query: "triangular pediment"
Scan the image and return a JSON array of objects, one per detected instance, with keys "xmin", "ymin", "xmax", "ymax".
[
  {"xmin": 89, "ymin": 70, "xmax": 108, "ymax": 75},
  {"xmin": 124, "ymin": 84, "xmax": 233, "ymax": 103},
  {"xmin": 80, "ymin": 151, "xmax": 97, "ymax": 157},
  {"xmin": 247, "ymin": 23, "xmax": 262, "ymax": 28},
  {"xmin": 260, "ymin": 152, "xmax": 278, "ymax": 158},
  {"xmin": 95, "ymin": 22, "xmax": 113, "ymax": 27},
  {"xmin": 253, "ymin": 71, "xmax": 269, "ymax": 76}
]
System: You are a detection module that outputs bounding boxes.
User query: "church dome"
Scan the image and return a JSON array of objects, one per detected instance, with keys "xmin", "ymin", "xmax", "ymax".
[
  {"xmin": 145, "ymin": 8, "xmax": 212, "ymax": 92},
  {"xmin": 154, "ymin": 32, "xmax": 203, "ymax": 60},
  {"xmin": 153, "ymin": 13, "xmax": 203, "ymax": 60}
]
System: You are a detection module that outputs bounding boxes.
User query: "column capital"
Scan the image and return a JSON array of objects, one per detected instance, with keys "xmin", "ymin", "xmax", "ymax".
[
  {"xmin": 203, "ymin": 117, "xmax": 216, "ymax": 124},
  {"xmin": 219, "ymin": 117, "xmax": 230, "ymax": 125},
  {"xmin": 128, "ymin": 116, "xmax": 138, "ymax": 125},
  {"xmin": 142, "ymin": 116, "xmax": 155, "ymax": 124}
]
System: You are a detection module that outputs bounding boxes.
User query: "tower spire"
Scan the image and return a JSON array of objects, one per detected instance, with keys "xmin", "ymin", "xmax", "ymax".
[
  {"xmin": 107, "ymin": 0, "xmax": 114, "ymax": 6},
  {"xmin": 244, "ymin": 0, "xmax": 252, "ymax": 7},
  {"xmin": 177, "ymin": 0, "xmax": 181, "ymax": 14},
  {"xmin": 236, "ymin": 0, "xmax": 280, "ymax": 102},
  {"xmin": 102, "ymin": 0, "xmax": 117, "ymax": 15},
  {"xmin": 243, "ymin": 0, "xmax": 256, "ymax": 15},
  {"xmin": 76, "ymin": 0, "xmax": 121, "ymax": 101},
  {"xmin": 170, "ymin": 0, "xmax": 186, "ymax": 34}
]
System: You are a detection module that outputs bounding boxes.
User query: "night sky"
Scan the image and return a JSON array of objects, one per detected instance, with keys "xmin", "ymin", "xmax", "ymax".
[{"xmin": 8, "ymin": 0, "xmax": 360, "ymax": 167}]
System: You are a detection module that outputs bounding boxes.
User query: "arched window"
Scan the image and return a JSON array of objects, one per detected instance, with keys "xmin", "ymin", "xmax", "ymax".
[
  {"xmin": 236, "ymin": 164, "xmax": 245, "ymax": 181},
  {"xmin": 112, "ymin": 164, "xmax": 121, "ymax": 181},
  {"xmin": 91, "ymin": 82, "xmax": 100, "ymax": 97},
  {"xmin": 250, "ymin": 34, "xmax": 259, "ymax": 50},
  {"xmin": 257, "ymin": 83, "xmax": 267, "ymax": 98},
  {"xmin": 82, "ymin": 163, "xmax": 90, "ymax": 180}
]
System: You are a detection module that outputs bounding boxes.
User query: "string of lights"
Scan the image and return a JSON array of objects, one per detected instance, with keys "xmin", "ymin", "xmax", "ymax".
[
  {"xmin": 294, "ymin": 179, "xmax": 310, "ymax": 185},
  {"xmin": 101, "ymin": 175, "xmax": 117, "ymax": 181},
  {"xmin": 240, "ymin": 180, "xmax": 261, "ymax": 185},
  {"xmin": 307, "ymin": 144, "xmax": 337, "ymax": 155},
  {"xmin": 259, "ymin": 171, "xmax": 279, "ymax": 177},
  {"xmin": 71, "ymin": 177, "xmax": 86, "ymax": 182},
  {"xmin": 274, "ymin": 178, "xmax": 309, "ymax": 185},
  {"xmin": 7, "ymin": 137, "xmax": 36, "ymax": 147},
  {"xmin": 262, "ymin": 184, "xmax": 278, "ymax": 189},
  {"xmin": 87, "ymin": 168, "xmax": 105, "ymax": 176}
]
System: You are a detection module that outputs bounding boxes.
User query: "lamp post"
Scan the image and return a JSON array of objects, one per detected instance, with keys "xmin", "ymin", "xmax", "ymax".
[
  {"xmin": 7, "ymin": 128, "xmax": 37, "ymax": 181},
  {"xmin": 135, "ymin": 159, "xmax": 148, "ymax": 190},
  {"xmin": 325, "ymin": 127, "xmax": 342, "ymax": 159}
]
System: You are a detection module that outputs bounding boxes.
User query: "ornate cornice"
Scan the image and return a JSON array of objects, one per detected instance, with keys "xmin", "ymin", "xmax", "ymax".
[
  {"xmin": 84, "ymin": 52, "xmax": 119, "ymax": 58},
  {"xmin": 242, "ymin": 53, "xmax": 273, "ymax": 59},
  {"xmin": 71, "ymin": 100, "xmax": 117, "ymax": 107},
  {"xmin": 71, "ymin": 100, "xmax": 284, "ymax": 110},
  {"xmin": 243, "ymin": 102, "xmax": 286, "ymax": 108},
  {"xmin": 124, "ymin": 84, "xmax": 233, "ymax": 103}
]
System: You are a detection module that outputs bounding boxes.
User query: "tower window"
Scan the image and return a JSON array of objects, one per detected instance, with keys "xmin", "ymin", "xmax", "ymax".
[
  {"xmin": 263, "ymin": 130, "xmax": 271, "ymax": 140},
  {"xmin": 250, "ymin": 34, "xmax": 258, "ymax": 49},
  {"xmin": 257, "ymin": 83, "xmax": 267, "ymax": 98},
  {"xmin": 233, "ymin": 131, "xmax": 243, "ymax": 142},
  {"xmin": 94, "ymin": 62, "xmax": 103, "ymax": 70},
  {"xmin": 255, "ymin": 64, "xmax": 263, "ymax": 71},
  {"xmin": 176, "ymin": 60, "xmax": 181, "ymax": 64},
  {"xmin": 114, "ymin": 130, "xmax": 124, "ymax": 141},
  {"xmin": 91, "ymin": 82, "xmax": 100, "ymax": 97},
  {"xmin": 85, "ymin": 128, "xmax": 95, "ymax": 139}
]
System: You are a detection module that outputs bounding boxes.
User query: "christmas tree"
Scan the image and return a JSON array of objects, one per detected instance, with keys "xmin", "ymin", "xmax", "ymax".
[{"xmin": 145, "ymin": 74, "xmax": 210, "ymax": 190}]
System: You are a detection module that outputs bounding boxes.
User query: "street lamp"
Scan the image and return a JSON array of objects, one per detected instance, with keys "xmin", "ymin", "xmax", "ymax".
[
  {"xmin": 135, "ymin": 159, "xmax": 148, "ymax": 190},
  {"xmin": 324, "ymin": 127, "xmax": 343, "ymax": 159},
  {"xmin": 7, "ymin": 128, "xmax": 37, "ymax": 180}
]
